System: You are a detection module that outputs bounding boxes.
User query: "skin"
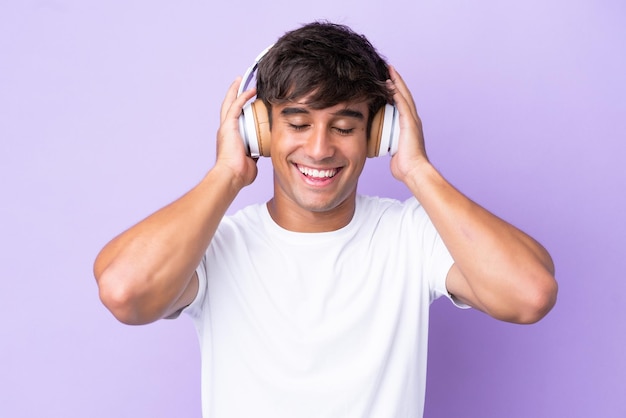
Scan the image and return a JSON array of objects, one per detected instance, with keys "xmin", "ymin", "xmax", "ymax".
[
  {"xmin": 387, "ymin": 66, "xmax": 557, "ymax": 323},
  {"xmin": 93, "ymin": 78, "xmax": 257, "ymax": 324},
  {"xmin": 94, "ymin": 68, "xmax": 557, "ymax": 326},
  {"xmin": 266, "ymin": 99, "xmax": 370, "ymax": 232}
]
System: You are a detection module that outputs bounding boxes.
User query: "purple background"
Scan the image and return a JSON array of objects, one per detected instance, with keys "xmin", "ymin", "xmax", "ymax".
[{"xmin": 1, "ymin": 1, "xmax": 624, "ymax": 417}]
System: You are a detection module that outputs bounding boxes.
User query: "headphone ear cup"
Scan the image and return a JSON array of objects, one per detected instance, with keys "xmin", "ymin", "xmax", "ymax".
[
  {"xmin": 239, "ymin": 102, "xmax": 256, "ymax": 157},
  {"xmin": 250, "ymin": 100, "xmax": 271, "ymax": 157},
  {"xmin": 367, "ymin": 107, "xmax": 384, "ymax": 158},
  {"xmin": 239, "ymin": 100, "xmax": 271, "ymax": 157},
  {"xmin": 367, "ymin": 104, "xmax": 399, "ymax": 157}
]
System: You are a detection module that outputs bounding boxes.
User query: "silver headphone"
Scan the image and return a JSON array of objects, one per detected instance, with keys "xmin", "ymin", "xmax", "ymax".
[{"xmin": 237, "ymin": 46, "xmax": 399, "ymax": 158}]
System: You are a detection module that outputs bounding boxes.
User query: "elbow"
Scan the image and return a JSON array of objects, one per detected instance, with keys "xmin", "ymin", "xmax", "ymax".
[
  {"xmin": 513, "ymin": 273, "xmax": 559, "ymax": 325},
  {"xmin": 96, "ymin": 268, "xmax": 159, "ymax": 326}
]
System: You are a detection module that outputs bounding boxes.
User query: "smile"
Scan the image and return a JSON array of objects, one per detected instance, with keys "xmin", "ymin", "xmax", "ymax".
[{"xmin": 296, "ymin": 164, "xmax": 339, "ymax": 179}]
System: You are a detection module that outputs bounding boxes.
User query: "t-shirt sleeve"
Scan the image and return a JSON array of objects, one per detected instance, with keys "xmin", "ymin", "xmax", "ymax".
[
  {"xmin": 427, "ymin": 233, "xmax": 469, "ymax": 309},
  {"xmin": 404, "ymin": 197, "xmax": 470, "ymax": 309},
  {"xmin": 182, "ymin": 252, "xmax": 208, "ymax": 319}
]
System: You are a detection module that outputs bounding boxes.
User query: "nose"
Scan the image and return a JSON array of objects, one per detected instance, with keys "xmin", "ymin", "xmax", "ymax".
[{"xmin": 304, "ymin": 126, "xmax": 335, "ymax": 160}]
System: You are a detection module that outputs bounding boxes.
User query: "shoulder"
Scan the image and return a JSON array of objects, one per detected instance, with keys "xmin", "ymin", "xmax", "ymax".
[
  {"xmin": 355, "ymin": 195, "xmax": 436, "ymax": 243},
  {"xmin": 220, "ymin": 203, "xmax": 267, "ymax": 229},
  {"xmin": 357, "ymin": 194, "xmax": 400, "ymax": 213},
  {"xmin": 356, "ymin": 194, "xmax": 424, "ymax": 220},
  {"xmin": 209, "ymin": 203, "xmax": 268, "ymax": 247}
]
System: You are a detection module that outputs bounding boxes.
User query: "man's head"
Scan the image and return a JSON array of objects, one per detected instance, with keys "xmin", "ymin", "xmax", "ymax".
[
  {"xmin": 256, "ymin": 21, "xmax": 393, "ymax": 132},
  {"xmin": 255, "ymin": 22, "xmax": 394, "ymax": 231}
]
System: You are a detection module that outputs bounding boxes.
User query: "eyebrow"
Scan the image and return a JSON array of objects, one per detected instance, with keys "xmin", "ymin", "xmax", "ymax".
[
  {"xmin": 280, "ymin": 107, "xmax": 310, "ymax": 116},
  {"xmin": 280, "ymin": 106, "xmax": 364, "ymax": 120},
  {"xmin": 332, "ymin": 108, "xmax": 364, "ymax": 120}
]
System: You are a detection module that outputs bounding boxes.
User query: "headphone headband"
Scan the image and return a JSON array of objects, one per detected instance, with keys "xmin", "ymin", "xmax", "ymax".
[{"xmin": 237, "ymin": 44, "xmax": 274, "ymax": 97}]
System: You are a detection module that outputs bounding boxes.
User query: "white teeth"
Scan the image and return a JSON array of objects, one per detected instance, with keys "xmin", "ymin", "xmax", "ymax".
[{"xmin": 298, "ymin": 165, "xmax": 337, "ymax": 178}]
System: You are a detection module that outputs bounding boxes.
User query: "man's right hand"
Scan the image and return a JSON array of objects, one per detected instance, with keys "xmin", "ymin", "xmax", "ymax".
[{"xmin": 214, "ymin": 77, "xmax": 259, "ymax": 191}]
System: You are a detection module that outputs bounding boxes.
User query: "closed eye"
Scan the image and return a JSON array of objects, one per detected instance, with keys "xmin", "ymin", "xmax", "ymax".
[
  {"xmin": 289, "ymin": 124, "xmax": 309, "ymax": 132},
  {"xmin": 334, "ymin": 127, "xmax": 355, "ymax": 135}
]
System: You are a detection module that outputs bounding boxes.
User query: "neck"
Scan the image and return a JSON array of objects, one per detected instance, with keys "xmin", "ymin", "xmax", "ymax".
[{"xmin": 266, "ymin": 192, "xmax": 357, "ymax": 233}]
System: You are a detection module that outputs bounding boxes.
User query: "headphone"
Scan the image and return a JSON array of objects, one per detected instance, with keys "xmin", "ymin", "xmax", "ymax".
[{"xmin": 238, "ymin": 46, "xmax": 399, "ymax": 158}]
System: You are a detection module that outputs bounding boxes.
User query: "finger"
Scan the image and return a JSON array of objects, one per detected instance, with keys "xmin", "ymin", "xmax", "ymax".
[
  {"xmin": 387, "ymin": 79, "xmax": 418, "ymax": 129},
  {"xmin": 220, "ymin": 77, "xmax": 242, "ymax": 123},
  {"xmin": 222, "ymin": 85, "xmax": 258, "ymax": 126},
  {"xmin": 388, "ymin": 66, "xmax": 418, "ymax": 121},
  {"xmin": 230, "ymin": 86, "xmax": 257, "ymax": 118},
  {"xmin": 388, "ymin": 66, "xmax": 419, "ymax": 121}
]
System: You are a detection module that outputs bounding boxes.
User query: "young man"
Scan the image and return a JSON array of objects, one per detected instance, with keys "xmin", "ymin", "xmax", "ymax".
[{"xmin": 94, "ymin": 21, "xmax": 557, "ymax": 417}]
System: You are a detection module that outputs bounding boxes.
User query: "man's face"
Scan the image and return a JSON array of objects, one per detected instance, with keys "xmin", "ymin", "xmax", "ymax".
[{"xmin": 268, "ymin": 98, "xmax": 369, "ymax": 227}]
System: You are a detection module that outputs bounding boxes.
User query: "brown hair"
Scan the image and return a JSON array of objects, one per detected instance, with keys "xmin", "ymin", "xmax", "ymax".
[{"xmin": 256, "ymin": 21, "xmax": 393, "ymax": 132}]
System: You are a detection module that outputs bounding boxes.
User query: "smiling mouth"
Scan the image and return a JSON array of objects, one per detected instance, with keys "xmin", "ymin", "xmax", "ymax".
[{"xmin": 296, "ymin": 164, "xmax": 340, "ymax": 179}]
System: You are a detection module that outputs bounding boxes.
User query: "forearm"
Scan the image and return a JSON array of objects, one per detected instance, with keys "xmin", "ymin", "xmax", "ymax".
[
  {"xmin": 386, "ymin": 66, "xmax": 556, "ymax": 322},
  {"xmin": 404, "ymin": 162, "xmax": 557, "ymax": 322},
  {"xmin": 94, "ymin": 166, "xmax": 243, "ymax": 324}
]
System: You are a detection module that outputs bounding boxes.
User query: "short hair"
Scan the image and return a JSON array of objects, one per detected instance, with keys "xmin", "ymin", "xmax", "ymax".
[{"xmin": 256, "ymin": 21, "xmax": 393, "ymax": 131}]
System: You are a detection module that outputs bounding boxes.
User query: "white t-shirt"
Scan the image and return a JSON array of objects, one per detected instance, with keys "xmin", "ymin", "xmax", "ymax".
[{"xmin": 185, "ymin": 195, "xmax": 460, "ymax": 418}]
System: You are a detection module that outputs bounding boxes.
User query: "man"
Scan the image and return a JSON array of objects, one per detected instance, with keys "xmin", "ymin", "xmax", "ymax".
[{"xmin": 94, "ymin": 21, "xmax": 557, "ymax": 417}]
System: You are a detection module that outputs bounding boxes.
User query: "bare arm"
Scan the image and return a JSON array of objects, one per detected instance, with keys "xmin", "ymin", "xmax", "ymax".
[
  {"xmin": 93, "ymin": 78, "xmax": 258, "ymax": 325},
  {"xmin": 388, "ymin": 66, "xmax": 557, "ymax": 324}
]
